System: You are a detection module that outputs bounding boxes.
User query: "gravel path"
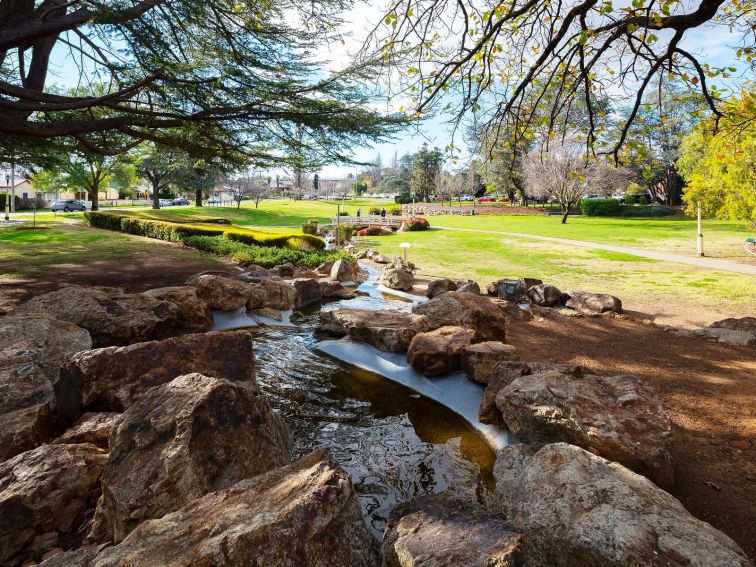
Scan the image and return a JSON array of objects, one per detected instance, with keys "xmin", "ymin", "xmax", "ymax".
[{"xmin": 435, "ymin": 226, "xmax": 756, "ymax": 275}]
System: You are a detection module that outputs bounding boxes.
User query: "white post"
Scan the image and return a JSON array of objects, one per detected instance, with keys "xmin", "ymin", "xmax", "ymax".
[
  {"xmin": 4, "ymin": 172, "xmax": 9, "ymax": 221},
  {"xmin": 697, "ymin": 202, "xmax": 704, "ymax": 257},
  {"xmin": 9, "ymin": 157, "xmax": 15, "ymax": 213}
]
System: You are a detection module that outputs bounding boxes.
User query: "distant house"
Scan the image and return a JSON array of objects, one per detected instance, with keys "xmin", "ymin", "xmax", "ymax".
[{"xmin": 0, "ymin": 178, "xmax": 35, "ymax": 200}]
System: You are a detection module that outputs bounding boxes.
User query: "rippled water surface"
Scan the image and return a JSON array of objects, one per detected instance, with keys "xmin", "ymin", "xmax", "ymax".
[{"xmin": 250, "ymin": 318, "xmax": 495, "ymax": 538}]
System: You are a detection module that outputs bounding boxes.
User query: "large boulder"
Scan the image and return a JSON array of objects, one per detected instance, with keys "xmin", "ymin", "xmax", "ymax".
[
  {"xmin": 63, "ymin": 330, "xmax": 256, "ymax": 411},
  {"xmin": 270, "ymin": 262, "xmax": 295, "ymax": 278},
  {"xmin": 247, "ymin": 278, "xmax": 296, "ymax": 311},
  {"xmin": 318, "ymin": 309, "xmax": 427, "ymax": 352},
  {"xmin": 330, "ymin": 258, "xmax": 356, "ymax": 282},
  {"xmin": 479, "ymin": 362, "xmax": 582, "ymax": 425},
  {"xmin": 382, "ymin": 495, "xmax": 523, "ymax": 567},
  {"xmin": 79, "ymin": 450, "xmax": 376, "ymax": 566},
  {"xmin": 319, "ymin": 279, "xmax": 357, "ymax": 300},
  {"xmin": 709, "ymin": 316, "xmax": 756, "ymax": 333},
  {"xmin": 497, "ymin": 370, "xmax": 673, "ymax": 486},
  {"xmin": 525, "ymin": 284, "xmax": 562, "ymax": 307},
  {"xmin": 189, "ymin": 274, "xmax": 252, "ymax": 311},
  {"xmin": 412, "ymin": 292, "xmax": 507, "ymax": 342},
  {"xmin": 54, "ymin": 413, "xmax": 121, "ymax": 450},
  {"xmin": 564, "ymin": 290, "xmax": 622, "ymax": 314},
  {"xmin": 460, "ymin": 341, "xmax": 519, "ymax": 385},
  {"xmin": 11, "ymin": 288, "xmax": 177, "ymax": 347},
  {"xmin": 0, "ymin": 443, "xmax": 107, "ymax": 566},
  {"xmin": 407, "ymin": 326, "xmax": 476, "ymax": 377},
  {"xmin": 492, "ymin": 443, "xmax": 751, "ymax": 566},
  {"xmin": 456, "ymin": 280, "xmax": 481, "ymax": 295},
  {"xmin": 142, "ymin": 286, "xmax": 212, "ymax": 330},
  {"xmin": 88, "ymin": 374, "xmax": 292, "ymax": 544},
  {"xmin": 426, "ymin": 278, "xmax": 457, "ymax": 298},
  {"xmin": 693, "ymin": 326, "xmax": 756, "ymax": 346},
  {"xmin": 0, "ymin": 315, "xmax": 92, "ymax": 460},
  {"xmin": 291, "ymin": 278, "xmax": 323, "ymax": 309},
  {"xmin": 380, "ymin": 266, "xmax": 414, "ymax": 292}
]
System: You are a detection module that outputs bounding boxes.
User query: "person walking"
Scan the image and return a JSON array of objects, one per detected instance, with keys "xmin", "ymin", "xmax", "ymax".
[
  {"xmin": 380, "ymin": 207, "xmax": 386, "ymax": 218},
  {"xmin": 356, "ymin": 208, "xmax": 361, "ymax": 218}
]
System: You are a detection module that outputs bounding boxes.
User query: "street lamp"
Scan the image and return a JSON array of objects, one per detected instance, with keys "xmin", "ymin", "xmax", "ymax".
[{"xmin": 4, "ymin": 174, "xmax": 9, "ymax": 221}]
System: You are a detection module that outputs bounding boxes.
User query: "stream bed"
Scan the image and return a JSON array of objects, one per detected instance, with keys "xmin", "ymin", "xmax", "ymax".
[{"xmin": 213, "ymin": 265, "xmax": 499, "ymax": 539}]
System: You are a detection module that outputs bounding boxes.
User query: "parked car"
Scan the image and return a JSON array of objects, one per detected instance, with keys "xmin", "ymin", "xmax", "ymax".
[
  {"xmin": 459, "ymin": 194, "xmax": 475, "ymax": 201},
  {"xmin": 479, "ymin": 196, "xmax": 497, "ymax": 202},
  {"xmin": 207, "ymin": 196, "xmax": 222, "ymax": 204},
  {"xmin": 158, "ymin": 198, "xmax": 173, "ymax": 207},
  {"xmin": 51, "ymin": 199, "xmax": 87, "ymax": 212},
  {"xmin": 172, "ymin": 198, "xmax": 189, "ymax": 206}
]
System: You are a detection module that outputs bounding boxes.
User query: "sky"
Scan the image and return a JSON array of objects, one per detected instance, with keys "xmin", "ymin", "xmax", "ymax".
[{"xmin": 27, "ymin": 1, "xmax": 755, "ymax": 179}]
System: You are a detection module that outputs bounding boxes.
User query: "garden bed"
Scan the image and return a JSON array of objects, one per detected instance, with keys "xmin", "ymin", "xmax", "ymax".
[{"xmin": 83, "ymin": 211, "xmax": 349, "ymax": 268}]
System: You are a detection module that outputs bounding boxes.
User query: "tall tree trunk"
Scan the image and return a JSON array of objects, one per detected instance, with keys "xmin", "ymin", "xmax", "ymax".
[
  {"xmin": 152, "ymin": 178, "xmax": 160, "ymax": 209},
  {"xmin": 195, "ymin": 187, "xmax": 203, "ymax": 207},
  {"xmin": 90, "ymin": 179, "xmax": 100, "ymax": 211},
  {"xmin": 560, "ymin": 205, "xmax": 569, "ymax": 224}
]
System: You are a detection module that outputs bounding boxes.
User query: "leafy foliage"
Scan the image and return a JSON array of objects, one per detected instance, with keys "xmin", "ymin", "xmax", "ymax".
[
  {"xmin": 405, "ymin": 217, "xmax": 430, "ymax": 231},
  {"xmin": 677, "ymin": 91, "xmax": 756, "ymax": 229},
  {"xmin": 410, "ymin": 144, "xmax": 443, "ymax": 201},
  {"xmin": 580, "ymin": 199, "xmax": 622, "ymax": 217}
]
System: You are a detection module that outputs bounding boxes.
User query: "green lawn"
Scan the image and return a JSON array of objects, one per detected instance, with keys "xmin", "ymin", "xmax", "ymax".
[
  {"xmin": 361, "ymin": 228, "xmax": 756, "ymax": 322},
  {"xmin": 429, "ymin": 214, "xmax": 753, "ymax": 262}
]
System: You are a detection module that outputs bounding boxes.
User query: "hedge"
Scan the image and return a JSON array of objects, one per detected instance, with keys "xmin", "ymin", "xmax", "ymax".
[
  {"xmin": 83, "ymin": 211, "xmax": 325, "ymax": 252},
  {"xmin": 580, "ymin": 198, "xmax": 621, "ymax": 216},
  {"xmin": 395, "ymin": 194, "xmax": 412, "ymax": 204}
]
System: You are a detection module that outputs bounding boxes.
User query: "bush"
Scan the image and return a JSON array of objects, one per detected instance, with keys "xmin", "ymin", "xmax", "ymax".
[
  {"xmin": 356, "ymin": 225, "xmax": 388, "ymax": 236},
  {"xmin": 617, "ymin": 205, "xmax": 677, "ymax": 217},
  {"xmin": 368, "ymin": 206, "xmax": 382, "ymax": 215},
  {"xmin": 405, "ymin": 217, "xmax": 430, "ymax": 231},
  {"xmin": 302, "ymin": 221, "xmax": 318, "ymax": 235},
  {"xmin": 338, "ymin": 211, "xmax": 349, "ymax": 216},
  {"xmin": 580, "ymin": 198, "xmax": 621, "ymax": 217},
  {"xmin": 334, "ymin": 224, "xmax": 354, "ymax": 241},
  {"xmin": 0, "ymin": 195, "xmax": 21, "ymax": 210},
  {"xmin": 638, "ymin": 196, "xmax": 648, "ymax": 206},
  {"xmin": 182, "ymin": 236, "xmax": 350, "ymax": 268},
  {"xmin": 85, "ymin": 211, "xmax": 324, "ymax": 251},
  {"xmin": 389, "ymin": 207, "xmax": 403, "ymax": 216},
  {"xmin": 395, "ymin": 194, "xmax": 413, "ymax": 204}
]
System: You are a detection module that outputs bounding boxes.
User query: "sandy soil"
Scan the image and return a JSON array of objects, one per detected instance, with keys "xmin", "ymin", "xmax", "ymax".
[{"xmin": 507, "ymin": 314, "xmax": 756, "ymax": 560}]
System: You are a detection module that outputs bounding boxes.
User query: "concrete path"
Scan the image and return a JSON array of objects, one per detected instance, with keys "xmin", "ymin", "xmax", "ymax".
[{"xmin": 435, "ymin": 226, "xmax": 756, "ymax": 276}]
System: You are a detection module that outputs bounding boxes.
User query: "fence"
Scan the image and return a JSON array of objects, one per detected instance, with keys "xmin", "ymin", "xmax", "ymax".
[{"xmin": 332, "ymin": 215, "xmax": 407, "ymax": 228}]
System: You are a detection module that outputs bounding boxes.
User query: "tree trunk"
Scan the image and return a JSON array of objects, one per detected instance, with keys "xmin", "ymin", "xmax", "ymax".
[
  {"xmin": 152, "ymin": 178, "xmax": 160, "ymax": 209},
  {"xmin": 195, "ymin": 188, "xmax": 203, "ymax": 207},
  {"xmin": 90, "ymin": 177, "xmax": 100, "ymax": 211},
  {"xmin": 560, "ymin": 205, "xmax": 569, "ymax": 224}
]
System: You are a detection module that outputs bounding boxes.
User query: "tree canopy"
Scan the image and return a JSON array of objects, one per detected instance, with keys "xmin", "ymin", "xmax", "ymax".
[
  {"xmin": 364, "ymin": 0, "xmax": 754, "ymax": 158},
  {"xmin": 677, "ymin": 90, "xmax": 756, "ymax": 228},
  {"xmin": 1, "ymin": 0, "xmax": 403, "ymax": 166}
]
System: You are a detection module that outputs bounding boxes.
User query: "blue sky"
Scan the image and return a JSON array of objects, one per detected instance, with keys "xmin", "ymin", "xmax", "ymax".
[{"xmin": 36, "ymin": 2, "xmax": 753, "ymax": 178}]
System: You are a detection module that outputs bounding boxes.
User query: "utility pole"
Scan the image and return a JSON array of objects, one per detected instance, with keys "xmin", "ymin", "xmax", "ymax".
[{"xmin": 697, "ymin": 202, "xmax": 704, "ymax": 257}]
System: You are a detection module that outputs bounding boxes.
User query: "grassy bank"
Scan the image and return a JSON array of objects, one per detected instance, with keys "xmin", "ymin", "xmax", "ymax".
[{"xmin": 361, "ymin": 228, "xmax": 756, "ymax": 324}]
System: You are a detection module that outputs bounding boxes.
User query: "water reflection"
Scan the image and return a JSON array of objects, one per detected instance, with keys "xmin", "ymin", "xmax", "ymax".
[{"xmin": 251, "ymin": 321, "xmax": 495, "ymax": 539}]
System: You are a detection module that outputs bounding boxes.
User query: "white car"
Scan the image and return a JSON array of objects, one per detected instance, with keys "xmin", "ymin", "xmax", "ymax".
[
  {"xmin": 158, "ymin": 198, "xmax": 173, "ymax": 207},
  {"xmin": 207, "ymin": 196, "xmax": 222, "ymax": 204},
  {"xmin": 459, "ymin": 194, "xmax": 475, "ymax": 201}
]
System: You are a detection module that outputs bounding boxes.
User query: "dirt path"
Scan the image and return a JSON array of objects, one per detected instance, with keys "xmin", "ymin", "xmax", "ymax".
[
  {"xmin": 507, "ymin": 314, "xmax": 756, "ymax": 559},
  {"xmin": 436, "ymin": 226, "xmax": 756, "ymax": 275}
]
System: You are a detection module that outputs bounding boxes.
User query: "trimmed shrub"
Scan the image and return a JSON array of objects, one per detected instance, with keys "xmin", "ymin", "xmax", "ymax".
[
  {"xmin": 395, "ymin": 194, "xmax": 413, "ymax": 204},
  {"xmin": 338, "ymin": 211, "xmax": 349, "ymax": 216},
  {"xmin": 580, "ymin": 198, "xmax": 621, "ymax": 217},
  {"xmin": 356, "ymin": 225, "xmax": 388, "ymax": 236},
  {"xmin": 389, "ymin": 207, "xmax": 403, "ymax": 216},
  {"xmin": 405, "ymin": 217, "xmax": 430, "ymax": 231},
  {"xmin": 302, "ymin": 221, "xmax": 318, "ymax": 235},
  {"xmin": 368, "ymin": 206, "xmax": 382, "ymax": 215},
  {"xmin": 83, "ymin": 211, "xmax": 125, "ymax": 231},
  {"xmin": 617, "ymin": 205, "xmax": 678, "ymax": 217},
  {"xmin": 638, "ymin": 196, "xmax": 648, "ymax": 206}
]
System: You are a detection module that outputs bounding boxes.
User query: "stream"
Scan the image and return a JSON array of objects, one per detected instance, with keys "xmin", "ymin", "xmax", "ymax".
[{"xmin": 212, "ymin": 264, "xmax": 498, "ymax": 539}]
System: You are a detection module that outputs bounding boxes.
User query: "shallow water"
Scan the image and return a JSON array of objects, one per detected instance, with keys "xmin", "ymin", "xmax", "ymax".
[
  {"xmin": 248, "ymin": 320, "xmax": 495, "ymax": 539},
  {"xmin": 210, "ymin": 264, "xmax": 497, "ymax": 538}
]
